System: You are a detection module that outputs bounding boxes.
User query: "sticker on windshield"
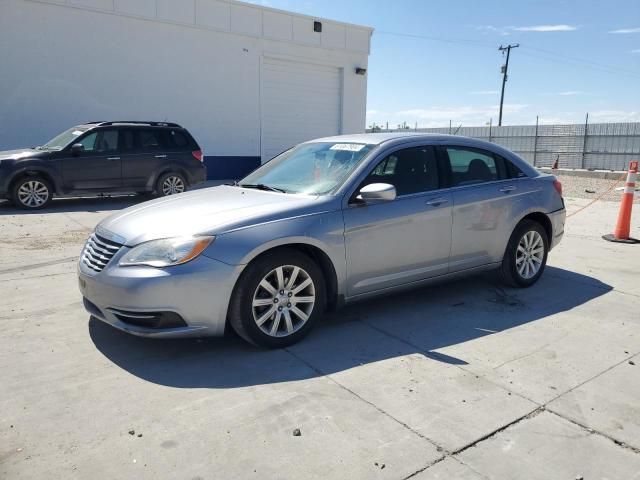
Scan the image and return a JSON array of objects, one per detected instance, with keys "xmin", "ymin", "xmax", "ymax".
[
  {"xmin": 72, "ymin": 130, "xmax": 83, "ymax": 136},
  {"xmin": 330, "ymin": 143, "xmax": 366, "ymax": 152}
]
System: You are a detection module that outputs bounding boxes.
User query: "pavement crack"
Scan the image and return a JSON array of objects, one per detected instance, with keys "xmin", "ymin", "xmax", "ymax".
[
  {"xmin": 545, "ymin": 409, "xmax": 640, "ymax": 455},
  {"xmin": 283, "ymin": 347, "xmax": 448, "ymax": 456}
]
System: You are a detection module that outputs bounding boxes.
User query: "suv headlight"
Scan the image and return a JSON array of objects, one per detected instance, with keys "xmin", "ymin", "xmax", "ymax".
[{"xmin": 119, "ymin": 236, "xmax": 215, "ymax": 268}]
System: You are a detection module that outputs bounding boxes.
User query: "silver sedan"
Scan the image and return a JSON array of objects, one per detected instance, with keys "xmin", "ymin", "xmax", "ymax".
[{"xmin": 78, "ymin": 133, "xmax": 565, "ymax": 347}]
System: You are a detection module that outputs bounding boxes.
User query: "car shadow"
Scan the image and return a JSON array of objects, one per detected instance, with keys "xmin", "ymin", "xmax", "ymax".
[
  {"xmin": 0, "ymin": 195, "xmax": 142, "ymax": 215},
  {"xmin": 89, "ymin": 266, "xmax": 612, "ymax": 389}
]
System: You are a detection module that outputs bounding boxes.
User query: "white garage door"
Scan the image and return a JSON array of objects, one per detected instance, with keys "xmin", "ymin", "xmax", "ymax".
[{"xmin": 261, "ymin": 58, "xmax": 342, "ymax": 162}]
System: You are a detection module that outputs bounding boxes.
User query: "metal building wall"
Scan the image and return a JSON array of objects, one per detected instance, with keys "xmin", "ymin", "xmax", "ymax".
[{"xmin": 371, "ymin": 122, "xmax": 640, "ymax": 171}]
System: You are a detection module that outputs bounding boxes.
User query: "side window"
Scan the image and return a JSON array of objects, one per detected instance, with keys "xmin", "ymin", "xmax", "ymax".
[
  {"xmin": 445, "ymin": 147, "xmax": 505, "ymax": 186},
  {"xmin": 119, "ymin": 129, "xmax": 136, "ymax": 153},
  {"xmin": 95, "ymin": 130, "xmax": 119, "ymax": 153},
  {"xmin": 162, "ymin": 130, "xmax": 190, "ymax": 150},
  {"xmin": 139, "ymin": 129, "xmax": 163, "ymax": 151},
  {"xmin": 363, "ymin": 146, "xmax": 439, "ymax": 196},
  {"xmin": 503, "ymin": 157, "xmax": 526, "ymax": 178},
  {"xmin": 78, "ymin": 132, "xmax": 98, "ymax": 152}
]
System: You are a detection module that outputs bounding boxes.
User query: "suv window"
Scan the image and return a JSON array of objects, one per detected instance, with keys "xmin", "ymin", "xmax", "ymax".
[
  {"xmin": 445, "ymin": 147, "xmax": 506, "ymax": 186},
  {"xmin": 139, "ymin": 129, "xmax": 163, "ymax": 151},
  {"xmin": 162, "ymin": 130, "xmax": 190, "ymax": 150},
  {"xmin": 119, "ymin": 129, "xmax": 136, "ymax": 152},
  {"xmin": 363, "ymin": 146, "xmax": 439, "ymax": 196},
  {"xmin": 77, "ymin": 130, "xmax": 119, "ymax": 153}
]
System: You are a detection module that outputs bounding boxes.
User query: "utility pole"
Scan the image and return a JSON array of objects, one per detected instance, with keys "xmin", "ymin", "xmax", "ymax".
[{"xmin": 498, "ymin": 43, "xmax": 519, "ymax": 126}]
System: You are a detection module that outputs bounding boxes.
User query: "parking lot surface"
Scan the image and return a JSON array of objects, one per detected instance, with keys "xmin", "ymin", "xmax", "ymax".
[{"xmin": 1, "ymin": 193, "xmax": 639, "ymax": 479}]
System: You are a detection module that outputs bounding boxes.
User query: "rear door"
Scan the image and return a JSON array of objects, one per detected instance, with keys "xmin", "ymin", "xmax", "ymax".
[
  {"xmin": 121, "ymin": 128, "xmax": 166, "ymax": 189},
  {"xmin": 61, "ymin": 129, "xmax": 122, "ymax": 190},
  {"xmin": 442, "ymin": 145, "xmax": 520, "ymax": 271}
]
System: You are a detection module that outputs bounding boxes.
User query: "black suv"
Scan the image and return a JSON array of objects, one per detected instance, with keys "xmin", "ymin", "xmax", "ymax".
[{"xmin": 0, "ymin": 121, "xmax": 206, "ymax": 209}]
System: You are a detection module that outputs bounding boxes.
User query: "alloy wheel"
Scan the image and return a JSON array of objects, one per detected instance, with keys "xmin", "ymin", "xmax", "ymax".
[
  {"xmin": 17, "ymin": 180, "xmax": 50, "ymax": 208},
  {"xmin": 162, "ymin": 176, "xmax": 185, "ymax": 195},
  {"xmin": 516, "ymin": 230, "xmax": 544, "ymax": 279},
  {"xmin": 251, "ymin": 265, "xmax": 316, "ymax": 337}
]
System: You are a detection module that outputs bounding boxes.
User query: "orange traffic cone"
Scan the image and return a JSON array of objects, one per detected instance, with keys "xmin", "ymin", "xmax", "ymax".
[{"xmin": 603, "ymin": 161, "xmax": 638, "ymax": 244}]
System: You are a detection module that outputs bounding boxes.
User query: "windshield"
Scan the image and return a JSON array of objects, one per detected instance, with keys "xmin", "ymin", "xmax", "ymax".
[
  {"xmin": 240, "ymin": 142, "xmax": 374, "ymax": 194},
  {"xmin": 39, "ymin": 127, "xmax": 90, "ymax": 151}
]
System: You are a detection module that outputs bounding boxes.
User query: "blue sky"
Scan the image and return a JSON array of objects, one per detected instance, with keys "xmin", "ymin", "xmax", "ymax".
[{"xmin": 247, "ymin": 0, "xmax": 640, "ymax": 127}]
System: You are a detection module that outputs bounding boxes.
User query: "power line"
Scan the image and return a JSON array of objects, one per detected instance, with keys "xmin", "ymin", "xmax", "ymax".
[
  {"xmin": 373, "ymin": 29, "xmax": 640, "ymax": 79},
  {"xmin": 374, "ymin": 30, "xmax": 496, "ymax": 49},
  {"xmin": 498, "ymin": 44, "xmax": 519, "ymax": 126}
]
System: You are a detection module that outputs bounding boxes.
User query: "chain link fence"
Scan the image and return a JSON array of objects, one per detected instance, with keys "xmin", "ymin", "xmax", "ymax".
[{"xmin": 367, "ymin": 122, "xmax": 640, "ymax": 171}]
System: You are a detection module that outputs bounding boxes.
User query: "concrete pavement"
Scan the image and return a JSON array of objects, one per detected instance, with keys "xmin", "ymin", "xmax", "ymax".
[{"xmin": 1, "ymin": 193, "xmax": 639, "ymax": 479}]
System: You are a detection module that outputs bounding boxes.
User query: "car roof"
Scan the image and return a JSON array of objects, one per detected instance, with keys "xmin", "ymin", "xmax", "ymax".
[
  {"xmin": 306, "ymin": 132, "xmax": 507, "ymax": 147},
  {"xmin": 78, "ymin": 121, "xmax": 183, "ymax": 129},
  {"xmin": 306, "ymin": 132, "xmax": 540, "ymax": 177}
]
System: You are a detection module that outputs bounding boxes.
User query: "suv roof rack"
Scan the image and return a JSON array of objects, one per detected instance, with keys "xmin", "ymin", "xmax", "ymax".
[{"xmin": 90, "ymin": 121, "xmax": 182, "ymax": 128}]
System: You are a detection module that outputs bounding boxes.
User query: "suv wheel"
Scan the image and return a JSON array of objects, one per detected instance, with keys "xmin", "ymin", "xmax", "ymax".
[
  {"xmin": 157, "ymin": 172, "xmax": 187, "ymax": 197},
  {"xmin": 12, "ymin": 176, "xmax": 53, "ymax": 209},
  {"xmin": 500, "ymin": 219, "xmax": 549, "ymax": 287},
  {"xmin": 229, "ymin": 249, "xmax": 326, "ymax": 348}
]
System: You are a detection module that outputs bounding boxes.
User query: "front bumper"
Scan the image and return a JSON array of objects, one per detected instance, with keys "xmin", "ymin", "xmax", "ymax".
[
  {"xmin": 549, "ymin": 207, "xmax": 566, "ymax": 250},
  {"xmin": 78, "ymin": 248, "xmax": 241, "ymax": 338}
]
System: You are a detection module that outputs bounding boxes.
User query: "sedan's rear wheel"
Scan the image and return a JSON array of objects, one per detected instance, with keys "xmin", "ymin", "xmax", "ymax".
[
  {"xmin": 500, "ymin": 219, "xmax": 549, "ymax": 288},
  {"xmin": 229, "ymin": 250, "xmax": 325, "ymax": 348},
  {"xmin": 12, "ymin": 176, "xmax": 53, "ymax": 209}
]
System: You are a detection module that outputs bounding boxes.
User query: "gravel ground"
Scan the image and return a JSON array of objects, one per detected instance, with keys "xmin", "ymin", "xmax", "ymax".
[{"xmin": 555, "ymin": 173, "xmax": 638, "ymax": 202}]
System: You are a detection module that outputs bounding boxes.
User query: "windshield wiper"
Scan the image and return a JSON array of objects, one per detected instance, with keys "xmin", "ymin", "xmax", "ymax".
[{"xmin": 238, "ymin": 183, "xmax": 287, "ymax": 193}]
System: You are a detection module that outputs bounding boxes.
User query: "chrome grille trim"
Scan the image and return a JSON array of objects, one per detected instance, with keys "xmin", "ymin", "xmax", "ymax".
[{"xmin": 81, "ymin": 233, "xmax": 123, "ymax": 273}]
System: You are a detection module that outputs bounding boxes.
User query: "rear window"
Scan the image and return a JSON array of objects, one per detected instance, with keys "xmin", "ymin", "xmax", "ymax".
[{"xmin": 162, "ymin": 130, "xmax": 191, "ymax": 150}]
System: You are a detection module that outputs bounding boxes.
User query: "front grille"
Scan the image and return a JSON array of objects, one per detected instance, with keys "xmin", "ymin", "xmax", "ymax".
[{"xmin": 81, "ymin": 233, "xmax": 122, "ymax": 273}]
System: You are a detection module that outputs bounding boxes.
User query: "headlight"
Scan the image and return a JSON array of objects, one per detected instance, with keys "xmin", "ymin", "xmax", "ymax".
[{"xmin": 119, "ymin": 236, "xmax": 215, "ymax": 268}]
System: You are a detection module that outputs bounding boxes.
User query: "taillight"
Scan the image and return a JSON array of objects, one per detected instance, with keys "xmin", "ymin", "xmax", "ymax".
[
  {"xmin": 192, "ymin": 150, "xmax": 203, "ymax": 162},
  {"xmin": 553, "ymin": 179, "xmax": 563, "ymax": 197}
]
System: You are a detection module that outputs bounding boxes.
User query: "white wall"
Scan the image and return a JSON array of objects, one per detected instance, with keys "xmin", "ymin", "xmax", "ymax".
[{"xmin": 0, "ymin": 0, "xmax": 371, "ymax": 156}]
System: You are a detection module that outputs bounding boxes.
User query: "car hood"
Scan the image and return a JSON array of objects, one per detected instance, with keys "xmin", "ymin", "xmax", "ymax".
[
  {"xmin": 97, "ymin": 185, "xmax": 332, "ymax": 246},
  {"xmin": 0, "ymin": 148, "xmax": 44, "ymax": 161}
]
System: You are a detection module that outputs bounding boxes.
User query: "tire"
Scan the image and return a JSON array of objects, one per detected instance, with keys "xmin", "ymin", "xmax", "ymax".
[
  {"xmin": 156, "ymin": 172, "xmax": 187, "ymax": 197},
  {"xmin": 500, "ymin": 219, "xmax": 549, "ymax": 288},
  {"xmin": 228, "ymin": 249, "xmax": 326, "ymax": 348},
  {"xmin": 11, "ymin": 176, "xmax": 53, "ymax": 210}
]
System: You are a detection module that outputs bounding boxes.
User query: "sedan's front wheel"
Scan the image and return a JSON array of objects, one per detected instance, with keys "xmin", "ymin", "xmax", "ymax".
[
  {"xmin": 500, "ymin": 219, "xmax": 549, "ymax": 288},
  {"xmin": 229, "ymin": 249, "xmax": 325, "ymax": 348}
]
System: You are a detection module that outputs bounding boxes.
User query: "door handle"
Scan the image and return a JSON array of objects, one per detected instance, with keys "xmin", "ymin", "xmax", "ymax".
[
  {"xmin": 426, "ymin": 198, "xmax": 448, "ymax": 207},
  {"xmin": 155, "ymin": 155, "xmax": 167, "ymax": 159},
  {"xmin": 500, "ymin": 186, "xmax": 516, "ymax": 193},
  {"xmin": 107, "ymin": 157, "xmax": 120, "ymax": 160}
]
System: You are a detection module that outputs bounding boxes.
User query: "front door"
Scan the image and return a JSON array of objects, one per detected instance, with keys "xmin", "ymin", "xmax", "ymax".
[
  {"xmin": 343, "ymin": 145, "xmax": 453, "ymax": 297},
  {"xmin": 62, "ymin": 129, "xmax": 122, "ymax": 190}
]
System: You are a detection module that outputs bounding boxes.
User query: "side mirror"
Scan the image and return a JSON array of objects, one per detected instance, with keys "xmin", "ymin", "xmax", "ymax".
[
  {"xmin": 358, "ymin": 183, "xmax": 396, "ymax": 203},
  {"xmin": 71, "ymin": 143, "xmax": 84, "ymax": 156}
]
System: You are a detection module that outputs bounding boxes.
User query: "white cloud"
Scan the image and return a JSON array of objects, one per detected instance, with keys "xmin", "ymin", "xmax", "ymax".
[
  {"xmin": 469, "ymin": 90, "xmax": 499, "ymax": 95},
  {"xmin": 588, "ymin": 110, "xmax": 640, "ymax": 122},
  {"xmin": 476, "ymin": 24, "xmax": 578, "ymax": 35},
  {"xmin": 558, "ymin": 91, "xmax": 583, "ymax": 96},
  {"xmin": 609, "ymin": 27, "xmax": 640, "ymax": 34},
  {"xmin": 632, "ymin": 49, "xmax": 640, "ymax": 54},
  {"xmin": 512, "ymin": 24, "xmax": 577, "ymax": 32},
  {"xmin": 476, "ymin": 25, "xmax": 511, "ymax": 36},
  {"xmin": 391, "ymin": 104, "xmax": 528, "ymax": 127}
]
